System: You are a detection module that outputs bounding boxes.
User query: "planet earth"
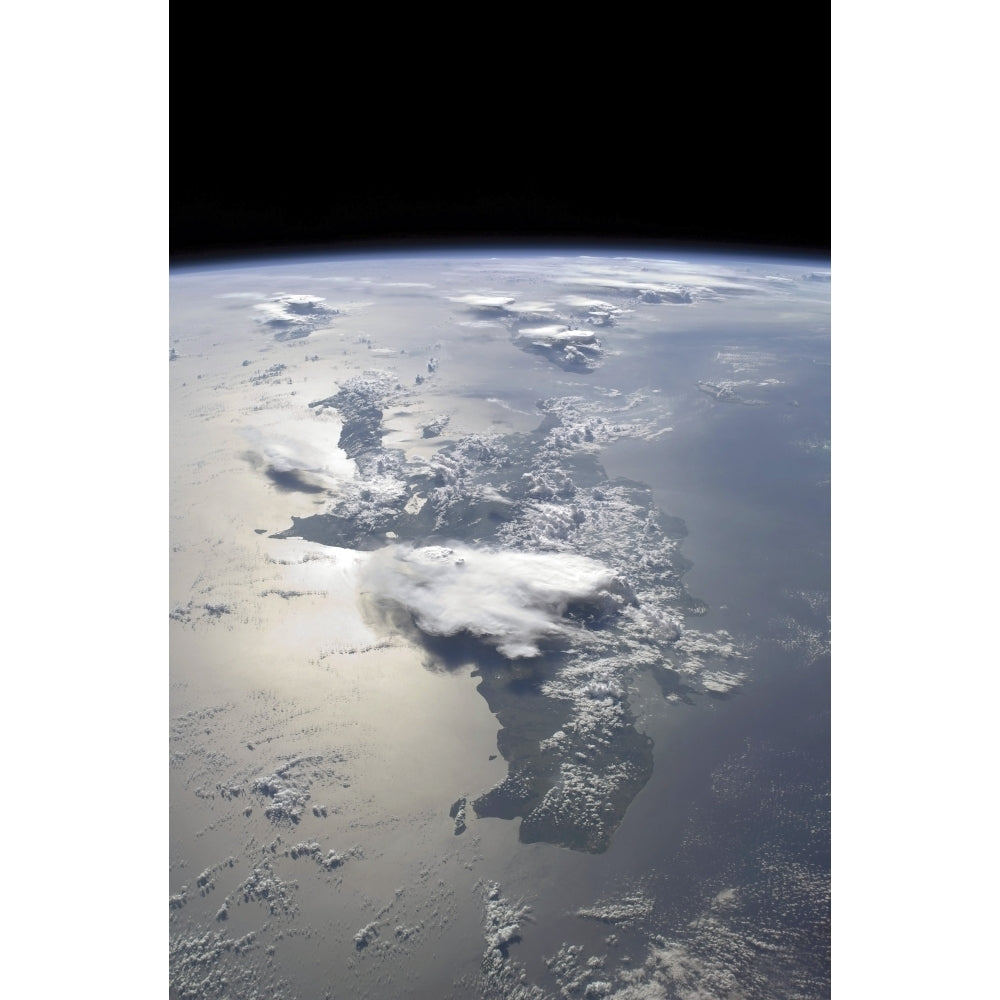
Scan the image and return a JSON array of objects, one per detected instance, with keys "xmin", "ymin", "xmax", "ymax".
[{"xmin": 169, "ymin": 251, "xmax": 830, "ymax": 999}]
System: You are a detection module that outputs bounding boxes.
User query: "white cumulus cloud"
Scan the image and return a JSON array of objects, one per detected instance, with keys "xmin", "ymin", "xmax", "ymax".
[
  {"xmin": 447, "ymin": 293, "xmax": 516, "ymax": 310},
  {"xmin": 253, "ymin": 293, "xmax": 340, "ymax": 339},
  {"xmin": 360, "ymin": 544, "xmax": 631, "ymax": 658},
  {"xmin": 241, "ymin": 419, "xmax": 355, "ymax": 493}
]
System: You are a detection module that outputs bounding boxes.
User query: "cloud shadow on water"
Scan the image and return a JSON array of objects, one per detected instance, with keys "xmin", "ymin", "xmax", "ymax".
[{"xmin": 264, "ymin": 467, "xmax": 329, "ymax": 494}]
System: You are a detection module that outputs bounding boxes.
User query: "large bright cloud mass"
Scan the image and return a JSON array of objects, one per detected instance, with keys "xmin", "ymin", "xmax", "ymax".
[{"xmin": 361, "ymin": 544, "xmax": 635, "ymax": 658}]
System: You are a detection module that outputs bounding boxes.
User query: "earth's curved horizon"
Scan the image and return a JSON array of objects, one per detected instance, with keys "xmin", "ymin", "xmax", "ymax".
[{"xmin": 170, "ymin": 249, "xmax": 830, "ymax": 999}]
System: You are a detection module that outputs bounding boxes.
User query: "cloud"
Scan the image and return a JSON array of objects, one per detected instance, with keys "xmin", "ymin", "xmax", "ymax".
[
  {"xmin": 514, "ymin": 324, "xmax": 599, "ymax": 347},
  {"xmin": 253, "ymin": 293, "xmax": 340, "ymax": 339},
  {"xmin": 241, "ymin": 421, "xmax": 355, "ymax": 493},
  {"xmin": 575, "ymin": 893, "xmax": 653, "ymax": 927},
  {"xmin": 637, "ymin": 286, "xmax": 692, "ymax": 303},
  {"xmin": 360, "ymin": 544, "xmax": 632, "ymax": 658},
  {"xmin": 447, "ymin": 293, "xmax": 516, "ymax": 310},
  {"xmin": 560, "ymin": 294, "xmax": 627, "ymax": 326},
  {"xmin": 450, "ymin": 291, "xmax": 612, "ymax": 369},
  {"xmin": 449, "ymin": 291, "xmax": 560, "ymax": 324},
  {"xmin": 513, "ymin": 324, "xmax": 603, "ymax": 370}
]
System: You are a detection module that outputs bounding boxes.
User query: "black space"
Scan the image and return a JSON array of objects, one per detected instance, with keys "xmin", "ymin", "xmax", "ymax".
[{"xmin": 170, "ymin": 17, "xmax": 829, "ymax": 264}]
